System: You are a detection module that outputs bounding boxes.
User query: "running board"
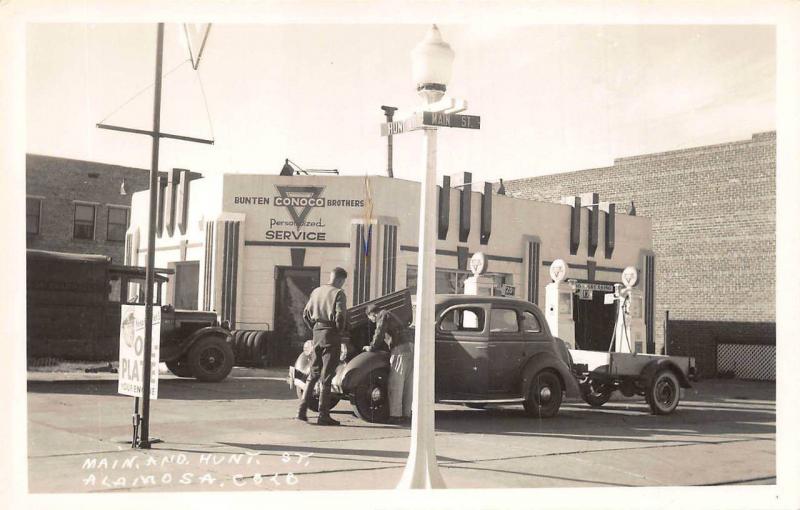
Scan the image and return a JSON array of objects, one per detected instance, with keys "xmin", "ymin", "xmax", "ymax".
[{"xmin": 438, "ymin": 398, "xmax": 525, "ymax": 405}]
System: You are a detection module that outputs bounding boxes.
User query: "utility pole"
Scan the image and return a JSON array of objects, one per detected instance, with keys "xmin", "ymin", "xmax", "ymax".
[
  {"xmin": 139, "ymin": 22, "xmax": 164, "ymax": 449},
  {"xmin": 381, "ymin": 106, "xmax": 398, "ymax": 178},
  {"xmin": 98, "ymin": 23, "xmax": 214, "ymax": 448}
]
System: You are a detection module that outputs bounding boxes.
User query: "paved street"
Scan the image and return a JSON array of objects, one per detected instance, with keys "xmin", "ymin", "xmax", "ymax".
[{"xmin": 27, "ymin": 367, "xmax": 775, "ymax": 492}]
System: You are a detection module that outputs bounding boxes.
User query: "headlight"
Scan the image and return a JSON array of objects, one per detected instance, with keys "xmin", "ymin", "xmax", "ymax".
[{"xmin": 302, "ymin": 340, "xmax": 313, "ymax": 356}]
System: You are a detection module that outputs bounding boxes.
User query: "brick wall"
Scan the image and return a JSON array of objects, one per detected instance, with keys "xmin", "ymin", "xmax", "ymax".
[
  {"xmin": 502, "ymin": 132, "xmax": 776, "ymax": 354},
  {"xmin": 26, "ymin": 154, "xmax": 151, "ymax": 263}
]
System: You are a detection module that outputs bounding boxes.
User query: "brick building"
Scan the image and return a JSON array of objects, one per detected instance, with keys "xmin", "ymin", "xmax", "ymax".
[
  {"xmin": 26, "ymin": 154, "xmax": 151, "ymax": 263},
  {"xmin": 501, "ymin": 131, "xmax": 776, "ymax": 378}
]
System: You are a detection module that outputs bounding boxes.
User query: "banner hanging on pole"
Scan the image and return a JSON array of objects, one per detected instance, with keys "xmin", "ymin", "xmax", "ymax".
[{"xmin": 118, "ymin": 305, "xmax": 161, "ymax": 399}]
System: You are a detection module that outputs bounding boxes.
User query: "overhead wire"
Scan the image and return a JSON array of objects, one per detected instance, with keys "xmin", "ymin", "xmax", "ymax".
[{"xmin": 98, "ymin": 58, "xmax": 192, "ymax": 125}]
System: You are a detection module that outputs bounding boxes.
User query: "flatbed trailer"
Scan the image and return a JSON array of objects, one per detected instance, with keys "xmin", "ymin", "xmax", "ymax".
[{"xmin": 569, "ymin": 348, "xmax": 697, "ymax": 414}]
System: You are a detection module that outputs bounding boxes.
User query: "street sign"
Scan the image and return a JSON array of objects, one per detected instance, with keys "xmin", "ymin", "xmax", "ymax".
[
  {"xmin": 422, "ymin": 111, "xmax": 480, "ymax": 129},
  {"xmin": 118, "ymin": 305, "xmax": 161, "ymax": 399},
  {"xmin": 381, "ymin": 110, "xmax": 481, "ymax": 137},
  {"xmin": 380, "ymin": 115, "xmax": 420, "ymax": 136}
]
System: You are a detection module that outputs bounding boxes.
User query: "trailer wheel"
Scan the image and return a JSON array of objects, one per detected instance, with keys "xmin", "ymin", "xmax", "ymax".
[
  {"xmin": 295, "ymin": 384, "xmax": 339, "ymax": 413},
  {"xmin": 352, "ymin": 368, "xmax": 390, "ymax": 423},
  {"xmin": 580, "ymin": 382, "xmax": 612, "ymax": 407},
  {"xmin": 166, "ymin": 359, "xmax": 193, "ymax": 378},
  {"xmin": 523, "ymin": 369, "xmax": 562, "ymax": 418},
  {"xmin": 646, "ymin": 369, "xmax": 680, "ymax": 415},
  {"xmin": 188, "ymin": 336, "xmax": 234, "ymax": 382}
]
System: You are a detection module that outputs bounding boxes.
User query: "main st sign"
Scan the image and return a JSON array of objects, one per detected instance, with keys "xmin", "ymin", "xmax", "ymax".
[{"xmin": 380, "ymin": 111, "xmax": 481, "ymax": 136}]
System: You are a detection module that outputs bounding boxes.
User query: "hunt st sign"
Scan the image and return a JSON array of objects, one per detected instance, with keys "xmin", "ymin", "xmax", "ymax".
[
  {"xmin": 118, "ymin": 305, "xmax": 160, "ymax": 399},
  {"xmin": 380, "ymin": 111, "xmax": 481, "ymax": 136}
]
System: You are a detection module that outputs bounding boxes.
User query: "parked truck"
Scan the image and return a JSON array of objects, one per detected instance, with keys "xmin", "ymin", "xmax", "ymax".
[{"xmin": 27, "ymin": 249, "xmax": 235, "ymax": 382}]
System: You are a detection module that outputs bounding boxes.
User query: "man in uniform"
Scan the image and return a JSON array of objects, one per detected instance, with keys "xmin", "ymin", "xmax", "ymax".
[
  {"xmin": 297, "ymin": 267, "xmax": 348, "ymax": 426},
  {"xmin": 364, "ymin": 303, "xmax": 414, "ymax": 425}
]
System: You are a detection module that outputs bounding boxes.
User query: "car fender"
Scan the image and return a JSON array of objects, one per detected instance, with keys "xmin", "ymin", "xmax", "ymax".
[
  {"xmin": 640, "ymin": 358, "xmax": 692, "ymax": 388},
  {"xmin": 521, "ymin": 352, "xmax": 581, "ymax": 399},
  {"xmin": 341, "ymin": 351, "xmax": 390, "ymax": 394},
  {"xmin": 175, "ymin": 326, "xmax": 232, "ymax": 359}
]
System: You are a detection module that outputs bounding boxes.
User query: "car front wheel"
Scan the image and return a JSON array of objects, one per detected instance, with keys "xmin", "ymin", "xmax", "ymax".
[
  {"xmin": 523, "ymin": 369, "xmax": 563, "ymax": 418},
  {"xmin": 188, "ymin": 336, "xmax": 235, "ymax": 382},
  {"xmin": 352, "ymin": 369, "xmax": 390, "ymax": 423}
]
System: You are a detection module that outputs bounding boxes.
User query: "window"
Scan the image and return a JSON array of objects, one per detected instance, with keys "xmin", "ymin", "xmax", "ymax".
[
  {"xmin": 438, "ymin": 306, "xmax": 485, "ymax": 332},
  {"xmin": 490, "ymin": 308, "xmax": 519, "ymax": 333},
  {"xmin": 521, "ymin": 310, "xmax": 541, "ymax": 333},
  {"xmin": 73, "ymin": 203, "xmax": 96, "ymax": 240},
  {"xmin": 107, "ymin": 206, "xmax": 129, "ymax": 242},
  {"xmin": 26, "ymin": 197, "xmax": 42, "ymax": 235}
]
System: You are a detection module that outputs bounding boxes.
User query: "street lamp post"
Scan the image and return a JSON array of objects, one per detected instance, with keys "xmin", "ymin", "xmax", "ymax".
[{"xmin": 397, "ymin": 24, "xmax": 454, "ymax": 490}]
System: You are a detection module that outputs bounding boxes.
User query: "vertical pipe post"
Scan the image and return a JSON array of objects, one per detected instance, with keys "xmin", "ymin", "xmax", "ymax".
[
  {"xmin": 139, "ymin": 22, "xmax": 165, "ymax": 449},
  {"xmin": 381, "ymin": 106, "xmax": 398, "ymax": 178}
]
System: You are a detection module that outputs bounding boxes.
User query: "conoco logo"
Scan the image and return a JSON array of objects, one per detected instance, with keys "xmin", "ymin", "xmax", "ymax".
[{"xmin": 274, "ymin": 185, "xmax": 325, "ymax": 230}]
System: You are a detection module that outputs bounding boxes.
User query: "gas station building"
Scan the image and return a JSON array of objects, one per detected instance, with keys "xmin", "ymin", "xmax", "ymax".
[{"xmin": 126, "ymin": 171, "xmax": 654, "ymax": 363}]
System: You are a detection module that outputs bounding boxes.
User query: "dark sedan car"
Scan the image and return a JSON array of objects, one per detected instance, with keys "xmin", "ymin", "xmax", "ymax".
[{"xmin": 289, "ymin": 291, "xmax": 579, "ymax": 423}]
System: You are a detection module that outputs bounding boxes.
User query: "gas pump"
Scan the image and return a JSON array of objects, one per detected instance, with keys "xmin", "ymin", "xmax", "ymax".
[
  {"xmin": 544, "ymin": 259, "xmax": 576, "ymax": 348},
  {"xmin": 607, "ymin": 266, "xmax": 646, "ymax": 353}
]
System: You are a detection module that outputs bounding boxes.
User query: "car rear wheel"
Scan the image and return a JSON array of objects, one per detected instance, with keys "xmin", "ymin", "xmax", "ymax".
[
  {"xmin": 645, "ymin": 369, "xmax": 680, "ymax": 415},
  {"xmin": 523, "ymin": 369, "xmax": 563, "ymax": 418},
  {"xmin": 352, "ymin": 368, "xmax": 390, "ymax": 423},
  {"xmin": 188, "ymin": 336, "xmax": 235, "ymax": 382},
  {"xmin": 295, "ymin": 384, "xmax": 339, "ymax": 413},
  {"xmin": 166, "ymin": 359, "xmax": 193, "ymax": 378}
]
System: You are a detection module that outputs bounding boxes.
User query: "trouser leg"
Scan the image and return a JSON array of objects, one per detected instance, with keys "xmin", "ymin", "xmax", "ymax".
[
  {"xmin": 317, "ymin": 342, "xmax": 340, "ymax": 419},
  {"xmin": 402, "ymin": 345, "xmax": 414, "ymax": 417},
  {"xmin": 388, "ymin": 347, "xmax": 404, "ymax": 418},
  {"xmin": 300, "ymin": 345, "xmax": 322, "ymax": 412}
]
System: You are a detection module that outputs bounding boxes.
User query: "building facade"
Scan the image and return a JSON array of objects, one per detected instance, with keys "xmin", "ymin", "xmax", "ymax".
[
  {"xmin": 26, "ymin": 154, "xmax": 151, "ymax": 263},
  {"xmin": 127, "ymin": 171, "xmax": 654, "ymax": 363},
  {"xmin": 502, "ymin": 132, "xmax": 776, "ymax": 378}
]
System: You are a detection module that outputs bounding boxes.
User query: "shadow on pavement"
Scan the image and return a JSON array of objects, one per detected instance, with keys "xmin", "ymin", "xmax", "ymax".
[
  {"xmin": 220, "ymin": 441, "xmax": 461, "ymax": 463},
  {"xmin": 27, "ymin": 377, "xmax": 297, "ymax": 401}
]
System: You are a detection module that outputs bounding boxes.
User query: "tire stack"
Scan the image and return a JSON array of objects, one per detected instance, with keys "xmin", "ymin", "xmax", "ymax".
[{"xmin": 229, "ymin": 330, "xmax": 272, "ymax": 368}]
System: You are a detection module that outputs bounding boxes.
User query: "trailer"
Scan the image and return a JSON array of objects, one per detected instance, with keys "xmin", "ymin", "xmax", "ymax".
[
  {"xmin": 567, "ymin": 283, "xmax": 697, "ymax": 415},
  {"xmin": 569, "ymin": 349, "xmax": 696, "ymax": 414}
]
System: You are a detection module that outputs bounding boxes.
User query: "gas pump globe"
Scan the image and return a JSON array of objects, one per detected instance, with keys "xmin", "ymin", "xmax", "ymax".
[{"xmin": 544, "ymin": 259, "xmax": 576, "ymax": 348}]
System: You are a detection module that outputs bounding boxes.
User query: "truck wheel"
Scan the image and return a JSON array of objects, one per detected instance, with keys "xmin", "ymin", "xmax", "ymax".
[
  {"xmin": 352, "ymin": 369, "xmax": 390, "ymax": 423},
  {"xmin": 580, "ymin": 382, "xmax": 612, "ymax": 407},
  {"xmin": 295, "ymin": 384, "xmax": 339, "ymax": 413},
  {"xmin": 646, "ymin": 369, "xmax": 680, "ymax": 415},
  {"xmin": 188, "ymin": 336, "xmax": 234, "ymax": 382},
  {"xmin": 523, "ymin": 370, "xmax": 563, "ymax": 418},
  {"xmin": 166, "ymin": 359, "xmax": 193, "ymax": 378}
]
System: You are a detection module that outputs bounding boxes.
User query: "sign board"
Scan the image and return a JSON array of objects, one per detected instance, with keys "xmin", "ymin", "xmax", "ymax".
[
  {"xmin": 604, "ymin": 293, "xmax": 616, "ymax": 305},
  {"xmin": 578, "ymin": 289, "xmax": 593, "ymax": 300},
  {"xmin": 575, "ymin": 282, "xmax": 614, "ymax": 292},
  {"xmin": 422, "ymin": 111, "xmax": 480, "ymax": 129},
  {"xmin": 380, "ymin": 116, "xmax": 420, "ymax": 137},
  {"xmin": 380, "ymin": 111, "xmax": 481, "ymax": 137},
  {"xmin": 502, "ymin": 284, "xmax": 515, "ymax": 296},
  {"xmin": 118, "ymin": 305, "xmax": 160, "ymax": 399}
]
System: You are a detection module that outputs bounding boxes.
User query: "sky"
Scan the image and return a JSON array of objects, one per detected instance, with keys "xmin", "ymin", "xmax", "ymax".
[{"xmin": 26, "ymin": 23, "xmax": 775, "ymax": 185}]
